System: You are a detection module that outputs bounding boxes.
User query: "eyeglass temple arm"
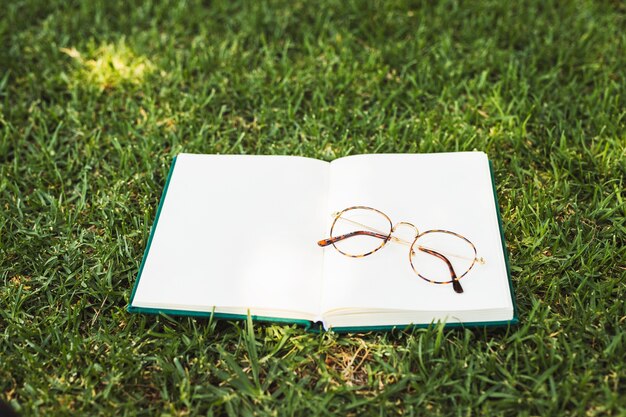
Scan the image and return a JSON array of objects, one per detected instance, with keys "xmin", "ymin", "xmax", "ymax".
[
  {"xmin": 418, "ymin": 247, "xmax": 463, "ymax": 293},
  {"xmin": 317, "ymin": 230, "xmax": 390, "ymax": 247}
]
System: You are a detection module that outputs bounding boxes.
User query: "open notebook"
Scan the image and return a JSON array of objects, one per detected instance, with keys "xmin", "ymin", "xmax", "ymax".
[{"xmin": 129, "ymin": 152, "xmax": 518, "ymax": 331}]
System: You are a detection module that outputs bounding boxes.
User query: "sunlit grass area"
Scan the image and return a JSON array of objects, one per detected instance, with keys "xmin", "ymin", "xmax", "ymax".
[
  {"xmin": 61, "ymin": 40, "xmax": 154, "ymax": 91},
  {"xmin": 1, "ymin": 0, "xmax": 625, "ymax": 416}
]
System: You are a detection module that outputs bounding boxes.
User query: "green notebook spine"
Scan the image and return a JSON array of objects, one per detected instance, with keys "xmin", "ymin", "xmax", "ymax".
[
  {"xmin": 489, "ymin": 159, "xmax": 519, "ymax": 324},
  {"xmin": 322, "ymin": 319, "xmax": 517, "ymax": 334},
  {"xmin": 128, "ymin": 156, "xmax": 178, "ymax": 312},
  {"xmin": 131, "ymin": 307, "xmax": 313, "ymax": 329}
]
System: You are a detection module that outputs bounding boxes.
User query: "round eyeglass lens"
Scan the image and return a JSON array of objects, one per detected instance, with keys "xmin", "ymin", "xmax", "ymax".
[
  {"xmin": 330, "ymin": 207, "xmax": 392, "ymax": 257},
  {"xmin": 409, "ymin": 231, "xmax": 477, "ymax": 284}
]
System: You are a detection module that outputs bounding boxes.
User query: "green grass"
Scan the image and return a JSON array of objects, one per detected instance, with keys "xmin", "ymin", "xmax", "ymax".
[{"xmin": 1, "ymin": 0, "xmax": 625, "ymax": 415}]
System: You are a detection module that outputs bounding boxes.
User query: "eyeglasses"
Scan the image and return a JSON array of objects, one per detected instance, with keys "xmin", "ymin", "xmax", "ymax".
[{"xmin": 317, "ymin": 206, "xmax": 485, "ymax": 293}]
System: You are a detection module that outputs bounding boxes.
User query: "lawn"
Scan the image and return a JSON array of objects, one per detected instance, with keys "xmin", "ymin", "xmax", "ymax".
[{"xmin": 1, "ymin": 0, "xmax": 625, "ymax": 415}]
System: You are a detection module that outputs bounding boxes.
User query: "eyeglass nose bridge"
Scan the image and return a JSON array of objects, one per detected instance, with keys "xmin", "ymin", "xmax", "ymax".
[{"xmin": 391, "ymin": 221, "xmax": 419, "ymax": 239}]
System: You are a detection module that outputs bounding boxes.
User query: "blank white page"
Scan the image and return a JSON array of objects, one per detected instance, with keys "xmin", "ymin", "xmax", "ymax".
[
  {"xmin": 131, "ymin": 154, "xmax": 329, "ymax": 318},
  {"xmin": 321, "ymin": 152, "xmax": 512, "ymax": 319}
]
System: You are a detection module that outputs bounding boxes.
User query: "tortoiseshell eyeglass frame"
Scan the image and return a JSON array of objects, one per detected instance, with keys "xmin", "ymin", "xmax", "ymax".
[{"xmin": 317, "ymin": 206, "xmax": 486, "ymax": 294}]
